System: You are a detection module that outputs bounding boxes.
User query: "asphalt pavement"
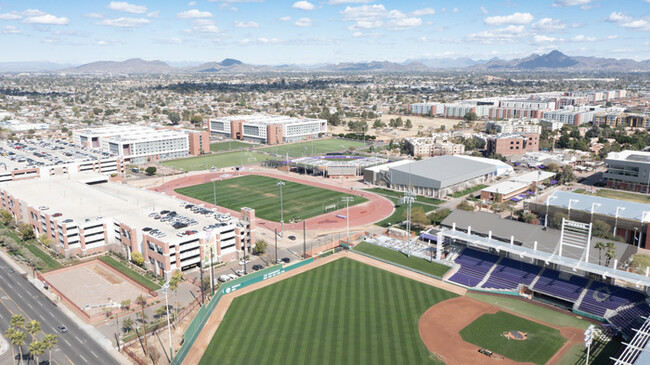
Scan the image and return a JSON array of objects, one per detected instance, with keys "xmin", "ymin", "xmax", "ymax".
[{"xmin": 0, "ymin": 255, "xmax": 120, "ymax": 365}]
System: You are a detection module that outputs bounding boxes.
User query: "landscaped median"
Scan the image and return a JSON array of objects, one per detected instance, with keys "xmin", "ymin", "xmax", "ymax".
[{"xmin": 99, "ymin": 255, "xmax": 162, "ymax": 292}]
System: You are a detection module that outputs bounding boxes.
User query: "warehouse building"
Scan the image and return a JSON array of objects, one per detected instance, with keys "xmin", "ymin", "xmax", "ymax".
[
  {"xmin": 0, "ymin": 173, "xmax": 255, "ymax": 279},
  {"xmin": 209, "ymin": 114, "xmax": 327, "ymax": 144}
]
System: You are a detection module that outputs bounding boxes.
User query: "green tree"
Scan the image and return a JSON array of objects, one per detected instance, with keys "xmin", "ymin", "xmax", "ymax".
[
  {"xmin": 168, "ymin": 112, "xmax": 181, "ymax": 124},
  {"xmin": 552, "ymin": 212, "xmax": 569, "ymax": 229},
  {"xmin": 145, "ymin": 166, "xmax": 157, "ymax": 176},
  {"xmin": 253, "ymin": 239, "xmax": 268, "ymax": 255},
  {"xmin": 43, "ymin": 333, "xmax": 58, "ymax": 365},
  {"xmin": 11, "ymin": 330, "xmax": 25, "ymax": 364},
  {"xmin": 26, "ymin": 320, "xmax": 41, "ymax": 341},
  {"xmin": 429, "ymin": 208, "xmax": 451, "ymax": 225},
  {"xmin": 121, "ymin": 299, "xmax": 131, "ymax": 310},
  {"xmin": 190, "ymin": 115, "xmax": 203, "ymax": 126},
  {"xmin": 605, "ymin": 242, "xmax": 617, "ymax": 266},
  {"xmin": 402, "ymin": 206, "xmax": 429, "ymax": 227},
  {"xmin": 456, "ymin": 201, "xmax": 474, "ymax": 211},
  {"xmin": 10, "ymin": 314, "xmax": 25, "ymax": 331},
  {"xmin": 131, "ymin": 252, "xmax": 144, "ymax": 267},
  {"xmin": 122, "ymin": 318, "xmax": 134, "ymax": 333},
  {"xmin": 405, "ymin": 119, "xmax": 413, "ymax": 129},
  {"xmin": 155, "ymin": 305, "xmax": 167, "ymax": 318},
  {"xmin": 557, "ymin": 165, "xmax": 576, "ymax": 185},
  {"xmin": 135, "ymin": 295, "xmax": 149, "ymax": 356},
  {"xmin": 28, "ymin": 340, "xmax": 44, "ymax": 364},
  {"xmin": 594, "ymin": 241, "xmax": 606, "ymax": 265},
  {"xmin": 463, "ymin": 112, "xmax": 478, "ymax": 122},
  {"xmin": 5, "ymin": 328, "xmax": 16, "ymax": 365},
  {"xmin": 0, "ymin": 209, "xmax": 13, "ymax": 225},
  {"xmin": 18, "ymin": 223, "xmax": 35, "ymax": 241},
  {"xmin": 592, "ymin": 220, "xmax": 612, "ymax": 239}
]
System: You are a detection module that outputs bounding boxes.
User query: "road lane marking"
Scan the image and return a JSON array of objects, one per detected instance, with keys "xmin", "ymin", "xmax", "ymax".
[
  {"xmin": 75, "ymin": 336, "xmax": 82, "ymax": 343},
  {"xmin": 90, "ymin": 350, "xmax": 98, "ymax": 358},
  {"xmin": 49, "ymin": 311, "xmax": 55, "ymax": 318},
  {"xmin": 79, "ymin": 355, "xmax": 87, "ymax": 362},
  {"xmin": 64, "ymin": 339, "xmax": 71, "ymax": 346},
  {"xmin": 27, "ymin": 303, "xmax": 33, "ymax": 309},
  {"xmin": 64, "ymin": 354, "xmax": 75, "ymax": 365}
]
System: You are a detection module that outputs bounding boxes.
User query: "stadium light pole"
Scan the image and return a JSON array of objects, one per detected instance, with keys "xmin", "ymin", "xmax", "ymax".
[
  {"xmin": 342, "ymin": 196, "xmax": 354, "ymax": 245},
  {"xmin": 614, "ymin": 207, "xmax": 626, "ymax": 236},
  {"xmin": 568, "ymin": 199, "xmax": 579, "ymax": 220},
  {"xmin": 590, "ymin": 202, "xmax": 601, "ymax": 224},
  {"xmin": 545, "ymin": 196, "xmax": 557, "ymax": 228},
  {"xmin": 211, "ymin": 166, "xmax": 218, "ymax": 210},
  {"xmin": 403, "ymin": 191, "xmax": 416, "ymax": 257},
  {"xmin": 584, "ymin": 325, "xmax": 595, "ymax": 364},
  {"xmin": 277, "ymin": 181, "xmax": 285, "ymax": 237},
  {"xmin": 162, "ymin": 281, "xmax": 173, "ymax": 361}
]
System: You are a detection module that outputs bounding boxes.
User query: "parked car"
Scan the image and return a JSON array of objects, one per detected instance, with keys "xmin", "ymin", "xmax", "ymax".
[
  {"xmin": 235, "ymin": 270, "xmax": 245, "ymax": 276},
  {"xmin": 218, "ymin": 275, "xmax": 230, "ymax": 282},
  {"xmin": 288, "ymin": 235, "xmax": 296, "ymax": 241},
  {"xmin": 57, "ymin": 326, "xmax": 67, "ymax": 333},
  {"xmin": 282, "ymin": 257, "xmax": 291, "ymax": 264},
  {"xmin": 227, "ymin": 274, "xmax": 237, "ymax": 281},
  {"xmin": 252, "ymin": 264, "xmax": 264, "ymax": 271}
]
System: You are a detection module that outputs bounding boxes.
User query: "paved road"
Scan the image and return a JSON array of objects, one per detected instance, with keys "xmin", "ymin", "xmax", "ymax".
[{"xmin": 0, "ymin": 255, "xmax": 119, "ymax": 365}]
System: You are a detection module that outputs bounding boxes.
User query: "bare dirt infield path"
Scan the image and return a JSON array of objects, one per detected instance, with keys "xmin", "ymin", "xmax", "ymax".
[
  {"xmin": 419, "ymin": 296, "xmax": 583, "ymax": 365},
  {"xmin": 182, "ymin": 252, "xmax": 466, "ymax": 365}
]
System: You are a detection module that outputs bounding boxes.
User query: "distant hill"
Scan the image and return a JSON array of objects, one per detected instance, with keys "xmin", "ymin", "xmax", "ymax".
[
  {"xmin": 62, "ymin": 58, "xmax": 175, "ymax": 74},
  {"xmin": 321, "ymin": 61, "xmax": 429, "ymax": 72},
  {"xmin": 187, "ymin": 58, "xmax": 278, "ymax": 73},
  {"xmin": 0, "ymin": 61, "xmax": 74, "ymax": 72}
]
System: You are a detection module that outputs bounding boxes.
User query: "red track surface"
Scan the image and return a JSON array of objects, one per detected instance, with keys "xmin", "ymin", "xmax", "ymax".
[{"xmin": 150, "ymin": 171, "xmax": 394, "ymax": 231}]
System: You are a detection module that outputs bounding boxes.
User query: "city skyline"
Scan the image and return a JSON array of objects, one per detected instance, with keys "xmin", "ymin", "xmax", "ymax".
[{"xmin": 0, "ymin": 0, "xmax": 648, "ymax": 65}]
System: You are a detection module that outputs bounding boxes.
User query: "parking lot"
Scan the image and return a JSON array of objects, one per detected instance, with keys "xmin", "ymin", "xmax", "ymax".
[{"xmin": 0, "ymin": 138, "xmax": 114, "ymax": 170}]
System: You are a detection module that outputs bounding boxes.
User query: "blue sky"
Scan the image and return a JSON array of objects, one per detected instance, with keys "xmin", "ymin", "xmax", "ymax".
[{"xmin": 0, "ymin": 0, "xmax": 648, "ymax": 64}]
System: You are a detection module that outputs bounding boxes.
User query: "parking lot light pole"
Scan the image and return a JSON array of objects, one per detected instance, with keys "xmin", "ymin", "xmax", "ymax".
[
  {"xmin": 342, "ymin": 197, "xmax": 354, "ymax": 245},
  {"xmin": 590, "ymin": 202, "xmax": 601, "ymax": 224},
  {"xmin": 568, "ymin": 199, "xmax": 579, "ymax": 220},
  {"xmin": 277, "ymin": 181, "xmax": 285, "ymax": 236},
  {"xmin": 545, "ymin": 196, "xmax": 557, "ymax": 228},
  {"xmin": 162, "ymin": 281, "xmax": 173, "ymax": 361}
]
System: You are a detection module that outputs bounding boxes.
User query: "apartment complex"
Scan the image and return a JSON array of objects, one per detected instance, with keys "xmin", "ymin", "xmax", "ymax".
[
  {"xmin": 486, "ymin": 120, "xmax": 542, "ymax": 134},
  {"xmin": 409, "ymin": 102, "xmax": 443, "ymax": 115},
  {"xmin": 604, "ymin": 151, "xmax": 650, "ymax": 193},
  {"xmin": 594, "ymin": 113, "xmax": 650, "ymax": 129},
  {"xmin": 0, "ymin": 173, "xmax": 255, "ymax": 278},
  {"xmin": 209, "ymin": 114, "xmax": 327, "ymax": 144},
  {"xmin": 73, "ymin": 126, "xmax": 195, "ymax": 164},
  {"xmin": 403, "ymin": 136, "xmax": 465, "ymax": 157},
  {"xmin": 486, "ymin": 133, "xmax": 540, "ymax": 156},
  {"xmin": 543, "ymin": 109, "xmax": 595, "ymax": 126},
  {"xmin": 489, "ymin": 99, "xmax": 556, "ymax": 120}
]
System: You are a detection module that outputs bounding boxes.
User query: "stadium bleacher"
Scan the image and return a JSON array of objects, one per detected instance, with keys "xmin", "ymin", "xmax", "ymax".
[
  {"xmin": 579, "ymin": 282, "xmax": 648, "ymax": 318},
  {"xmin": 530, "ymin": 269, "xmax": 590, "ymax": 302},
  {"xmin": 481, "ymin": 257, "xmax": 543, "ymax": 290},
  {"xmin": 448, "ymin": 248, "xmax": 499, "ymax": 287}
]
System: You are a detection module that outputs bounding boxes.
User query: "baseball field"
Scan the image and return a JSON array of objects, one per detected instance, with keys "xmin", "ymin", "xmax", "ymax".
[
  {"xmin": 258, "ymin": 138, "xmax": 368, "ymax": 157},
  {"xmin": 174, "ymin": 175, "xmax": 367, "ymax": 222},
  {"xmin": 198, "ymin": 258, "xmax": 456, "ymax": 365}
]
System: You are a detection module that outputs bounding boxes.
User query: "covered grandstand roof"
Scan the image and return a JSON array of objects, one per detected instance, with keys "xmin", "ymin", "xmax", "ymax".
[
  {"xmin": 547, "ymin": 191, "xmax": 650, "ymax": 223},
  {"xmin": 613, "ymin": 316, "xmax": 650, "ymax": 364}
]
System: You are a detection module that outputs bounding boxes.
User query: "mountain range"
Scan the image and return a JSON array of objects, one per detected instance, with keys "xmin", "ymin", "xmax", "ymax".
[{"xmin": 3, "ymin": 51, "xmax": 649, "ymax": 74}]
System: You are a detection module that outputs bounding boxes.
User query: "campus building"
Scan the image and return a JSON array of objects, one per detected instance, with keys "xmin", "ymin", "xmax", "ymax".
[
  {"xmin": 403, "ymin": 137, "xmax": 465, "ymax": 157},
  {"xmin": 479, "ymin": 170, "xmax": 555, "ymax": 203},
  {"xmin": 208, "ymin": 114, "xmax": 327, "ymax": 144},
  {"xmin": 486, "ymin": 133, "xmax": 540, "ymax": 156},
  {"xmin": 0, "ymin": 173, "xmax": 255, "ymax": 279},
  {"xmin": 594, "ymin": 113, "xmax": 650, "ymax": 129},
  {"xmin": 73, "ymin": 126, "xmax": 193, "ymax": 164},
  {"xmin": 542, "ymin": 110, "xmax": 595, "ymax": 126},
  {"xmin": 409, "ymin": 102, "xmax": 442, "ymax": 116},
  {"xmin": 604, "ymin": 151, "xmax": 650, "ymax": 193},
  {"xmin": 485, "ymin": 120, "xmax": 542, "ymax": 134}
]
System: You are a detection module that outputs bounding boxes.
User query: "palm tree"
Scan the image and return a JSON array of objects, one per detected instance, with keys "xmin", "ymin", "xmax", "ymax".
[
  {"xmin": 12, "ymin": 330, "xmax": 26, "ymax": 364},
  {"xmin": 135, "ymin": 295, "xmax": 148, "ymax": 356},
  {"xmin": 605, "ymin": 242, "xmax": 617, "ymax": 267},
  {"xmin": 28, "ymin": 340, "xmax": 44, "ymax": 365},
  {"xmin": 26, "ymin": 320, "xmax": 41, "ymax": 341},
  {"xmin": 594, "ymin": 241, "xmax": 606, "ymax": 265},
  {"xmin": 5, "ymin": 328, "xmax": 16, "ymax": 365},
  {"xmin": 10, "ymin": 315, "xmax": 25, "ymax": 331},
  {"xmin": 43, "ymin": 334, "xmax": 58, "ymax": 365}
]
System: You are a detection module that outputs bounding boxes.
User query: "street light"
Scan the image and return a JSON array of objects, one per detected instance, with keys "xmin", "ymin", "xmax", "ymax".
[
  {"xmin": 161, "ymin": 281, "xmax": 173, "ymax": 361},
  {"xmin": 342, "ymin": 196, "xmax": 354, "ymax": 245},
  {"xmin": 545, "ymin": 196, "xmax": 557, "ymax": 228},
  {"xmin": 568, "ymin": 199, "xmax": 579, "ymax": 220},
  {"xmin": 590, "ymin": 202, "xmax": 601, "ymax": 224},
  {"xmin": 614, "ymin": 206, "xmax": 626, "ymax": 237},
  {"xmin": 277, "ymin": 181, "xmax": 285, "ymax": 236}
]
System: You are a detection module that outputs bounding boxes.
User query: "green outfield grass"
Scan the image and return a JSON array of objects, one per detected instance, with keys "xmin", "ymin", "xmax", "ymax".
[
  {"xmin": 558, "ymin": 336, "xmax": 621, "ymax": 365},
  {"xmin": 198, "ymin": 258, "xmax": 455, "ymax": 365},
  {"xmin": 175, "ymin": 175, "xmax": 366, "ymax": 222},
  {"xmin": 258, "ymin": 139, "xmax": 368, "ymax": 157},
  {"xmin": 209, "ymin": 140, "xmax": 253, "ymax": 152},
  {"xmin": 353, "ymin": 241, "xmax": 450, "ymax": 277},
  {"xmin": 162, "ymin": 151, "xmax": 275, "ymax": 171},
  {"xmin": 459, "ymin": 311, "xmax": 566, "ymax": 365}
]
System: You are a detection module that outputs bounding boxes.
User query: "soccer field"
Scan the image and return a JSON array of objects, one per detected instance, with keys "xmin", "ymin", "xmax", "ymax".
[
  {"xmin": 162, "ymin": 151, "xmax": 275, "ymax": 171},
  {"xmin": 209, "ymin": 140, "xmax": 254, "ymax": 152},
  {"xmin": 175, "ymin": 175, "xmax": 367, "ymax": 222},
  {"xmin": 198, "ymin": 258, "xmax": 456, "ymax": 365},
  {"xmin": 258, "ymin": 139, "xmax": 368, "ymax": 157}
]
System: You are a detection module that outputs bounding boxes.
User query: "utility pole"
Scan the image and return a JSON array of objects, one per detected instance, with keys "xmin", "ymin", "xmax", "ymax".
[
  {"xmin": 277, "ymin": 181, "xmax": 285, "ymax": 237},
  {"xmin": 342, "ymin": 196, "xmax": 354, "ymax": 245}
]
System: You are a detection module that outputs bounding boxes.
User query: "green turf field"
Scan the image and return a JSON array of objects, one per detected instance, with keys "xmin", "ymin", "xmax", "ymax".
[
  {"xmin": 375, "ymin": 196, "xmax": 437, "ymax": 227},
  {"xmin": 175, "ymin": 175, "xmax": 366, "ymax": 222},
  {"xmin": 365, "ymin": 187, "xmax": 444, "ymax": 206},
  {"xmin": 459, "ymin": 311, "xmax": 566, "ymax": 365},
  {"xmin": 209, "ymin": 140, "xmax": 253, "ymax": 152},
  {"xmin": 354, "ymin": 242, "xmax": 450, "ymax": 277},
  {"xmin": 162, "ymin": 151, "xmax": 275, "ymax": 171},
  {"xmin": 258, "ymin": 139, "xmax": 368, "ymax": 157},
  {"xmin": 198, "ymin": 258, "xmax": 455, "ymax": 365}
]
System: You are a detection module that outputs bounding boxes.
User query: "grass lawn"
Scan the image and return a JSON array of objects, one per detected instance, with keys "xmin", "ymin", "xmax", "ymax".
[
  {"xmin": 175, "ymin": 175, "xmax": 366, "ymax": 222},
  {"xmin": 557, "ymin": 336, "xmax": 621, "ymax": 365},
  {"xmin": 354, "ymin": 241, "xmax": 450, "ymax": 277},
  {"xmin": 25, "ymin": 243, "xmax": 62, "ymax": 271},
  {"xmin": 450, "ymin": 184, "xmax": 488, "ymax": 198},
  {"xmin": 459, "ymin": 311, "xmax": 566, "ymax": 365},
  {"xmin": 366, "ymin": 187, "xmax": 444, "ymax": 206},
  {"xmin": 576, "ymin": 188, "xmax": 650, "ymax": 204},
  {"xmin": 374, "ymin": 196, "xmax": 437, "ymax": 227},
  {"xmin": 163, "ymin": 151, "xmax": 275, "ymax": 172},
  {"xmin": 99, "ymin": 256, "xmax": 161, "ymax": 291},
  {"xmin": 209, "ymin": 141, "xmax": 253, "ymax": 152},
  {"xmin": 257, "ymin": 139, "xmax": 368, "ymax": 158},
  {"xmin": 467, "ymin": 292, "xmax": 590, "ymax": 329},
  {"xmin": 199, "ymin": 258, "xmax": 455, "ymax": 365}
]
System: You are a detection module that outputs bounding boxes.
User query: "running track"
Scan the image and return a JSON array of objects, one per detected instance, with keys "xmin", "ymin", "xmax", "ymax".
[{"xmin": 149, "ymin": 171, "xmax": 394, "ymax": 231}]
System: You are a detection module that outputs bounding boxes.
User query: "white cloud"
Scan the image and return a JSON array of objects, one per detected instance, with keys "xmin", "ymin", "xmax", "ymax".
[
  {"xmin": 484, "ymin": 12, "xmax": 533, "ymax": 25},
  {"xmin": 0, "ymin": 13, "xmax": 23, "ymax": 20},
  {"xmin": 294, "ymin": 17, "xmax": 312, "ymax": 27},
  {"xmin": 23, "ymin": 14, "xmax": 69, "ymax": 25},
  {"xmin": 107, "ymin": 2, "xmax": 147, "ymax": 14},
  {"xmin": 208, "ymin": 0, "xmax": 263, "ymax": 2},
  {"xmin": 177, "ymin": 9, "xmax": 213, "ymax": 19},
  {"xmin": 606, "ymin": 35, "xmax": 618, "ymax": 39},
  {"xmin": 532, "ymin": 18, "xmax": 566, "ymax": 31},
  {"xmin": 147, "ymin": 11, "xmax": 160, "ymax": 18},
  {"xmin": 607, "ymin": 12, "xmax": 650, "ymax": 31},
  {"xmin": 341, "ymin": 4, "xmax": 422, "ymax": 31},
  {"xmin": 84, "ymin": 13, "xmax": 104, "ymax": 19},
  {"xmin": 553, "ymin": 0, "xmax": 591, "ymax": 7},
  {"xmin": 188, "ymin": 1, "xmax": 196, "ymax": 5},
  {"xmin": 571, "ymin": 34, "xmax": 596, "ymax": 42},
  {"xmin": 99, "ymin": 17, "xmax": 150, "ymax": 27},
  {"xmin": 467, "ymin": 25, "xmax": 526, "ymax": 43},
  {"xmin": 452, "ymin": 8, "xmax": 458, "ymax": 13},
  {"xmin": 533, "ymin": 34, "xmax": 559, "ymax": 43},
  {"xmin": 480, "ymin": 6, "xmax": 488, "ymax": 15},
  {"xmin": 1, "ymin": 25, "xmax": 20, "ymax": 34},
  {"xmin": 412, "ymin": 8, "xmax": 435, "ymax": 16},
  {"xmin": 279, "ymin": 16, "xmax": 291, "ymax": 21},
  {"xmin": 96, "ymin": 40, "xmax": 108, "ymax": 46},
  {"xmin": 234, "ymin": 20, "xmax": 259, "ymax": 28},
  {"xmin": 328, "ymin": 0, "xmax": 373, "ymax": 4},
  {"xmin": 293, "ymin": 1, "xmax": 315, "ymax": 10}
]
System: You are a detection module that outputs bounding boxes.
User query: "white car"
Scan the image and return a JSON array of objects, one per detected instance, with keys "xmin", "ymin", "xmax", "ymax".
[
  {"xmin": 218, "ymin": 275, "xmax": 230, "ymax": 282},
  {"xmin": 227, "ymin": 274, "xmax": 237, "ymax": 281}
]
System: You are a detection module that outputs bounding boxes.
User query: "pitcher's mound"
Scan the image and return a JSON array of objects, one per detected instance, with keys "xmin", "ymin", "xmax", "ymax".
[{"xmin": 503, "ymin": 330, "xmax": 528, "ymax": 340}]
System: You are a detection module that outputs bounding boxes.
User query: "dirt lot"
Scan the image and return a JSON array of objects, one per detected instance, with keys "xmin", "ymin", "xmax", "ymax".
[
  {"xmin": 330, "ymin": 114, "xmax": 462, "ymax": 140},
  {"xmin": 419, "ymin": 296, "xmax": 583, "ymax": 365}
]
